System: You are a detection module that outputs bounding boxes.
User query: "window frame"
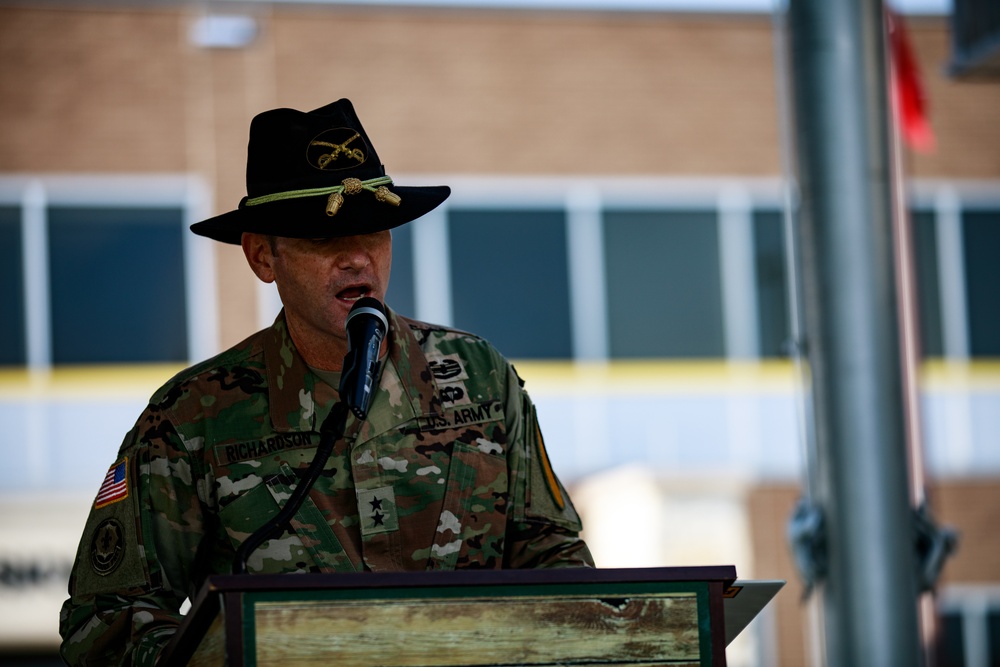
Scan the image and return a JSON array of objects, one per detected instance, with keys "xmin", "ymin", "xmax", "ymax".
[
  {"xmin": 0, "ymin": 175, "xmax": 218, "ymax": 369},
  {"xmin": 397, "ymin": 175, "xmax": 786, "ymax": 361},
  {"xmin": 201, "ymin": 175, "xmax": 1000, "ymax": 363}
]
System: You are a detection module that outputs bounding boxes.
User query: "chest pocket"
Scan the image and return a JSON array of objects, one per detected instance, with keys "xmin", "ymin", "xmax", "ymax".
[
  {"xmin": 427, "ymin": 439, "xmax": 509, "ymax": 571},
  {"xmin": 218, "ymin": 462, "xmax": 357, "ymax": 574}
]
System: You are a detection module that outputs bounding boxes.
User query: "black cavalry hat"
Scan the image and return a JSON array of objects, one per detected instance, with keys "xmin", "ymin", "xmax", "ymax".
[{"xmin": 190, "ymin": 99, "xmax": 450, "ymax": 244}]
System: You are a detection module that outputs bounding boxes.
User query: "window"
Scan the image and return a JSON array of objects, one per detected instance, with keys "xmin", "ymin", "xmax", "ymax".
[
  {"xmin": 939, "ymin": 610, "xmax": 966, "ymax": 667},
  {"xmin": 386, "ymin": 222, "xmax": 416, "ymax": 320},
  {"xmin": 603, "ymin": 209, "xmax": 725, "ymax": 358},
  {"xmin": 963, "ymin": 209, "xmax": 1000, "ymax": 357},
  {"xmin": 752, "ymin": 209, "xmax": 792, "ymax": 358},
  {"xmin": 912, "ymin": 209, "xmax": 945, "ymax": 358},
  {"xmin": 448, "ymin": 208, "xmax": 573, "ymax": 359},
  {"xmin": 48, "ymin": 207, "xmax": 189, "ymax": 364},
  {"xmin": 938, "ymin": 590, "xmax": 1000, "ymax": 667},
  {"xmin": 0, "ymin": 206, "xmax": 25, "ymax": 366},
  {"xmin": 907, "ymin": 195, "xmax": 1000, "ymax": 361},
  {"xmin": 0, "ymin": 177, "xmax": 215, "ymax": 368}
]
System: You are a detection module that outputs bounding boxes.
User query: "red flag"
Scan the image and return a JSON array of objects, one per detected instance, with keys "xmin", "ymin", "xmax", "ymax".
[{"xmin": 887, "ymin": 7, "xmax": 935, "ymax": 152}]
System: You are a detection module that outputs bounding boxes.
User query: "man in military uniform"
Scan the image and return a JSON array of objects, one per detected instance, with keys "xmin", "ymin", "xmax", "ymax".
[{"xmin": 59, "ymin": 99, "xmax": 593, "ymax": 666}]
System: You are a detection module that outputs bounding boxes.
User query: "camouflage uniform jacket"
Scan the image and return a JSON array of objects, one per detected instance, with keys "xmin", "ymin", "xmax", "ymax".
[{"xmin": 59, "ymin": 308, "xmax": 593, "ymax": 666}]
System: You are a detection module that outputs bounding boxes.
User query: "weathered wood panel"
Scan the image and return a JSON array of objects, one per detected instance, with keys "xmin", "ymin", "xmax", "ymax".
[
  {"xmin": 187, "ymin": 612, "xmax": 225, "ymax": 667},
  {"xmin": 252, "ymin": 593, "xmax": 701, "ymax": 666}
]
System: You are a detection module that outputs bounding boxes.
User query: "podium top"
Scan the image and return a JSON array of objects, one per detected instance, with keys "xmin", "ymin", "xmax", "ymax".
[{"xmin": 200, "ymin": 564, "xmax": 737, "ymax": 597}]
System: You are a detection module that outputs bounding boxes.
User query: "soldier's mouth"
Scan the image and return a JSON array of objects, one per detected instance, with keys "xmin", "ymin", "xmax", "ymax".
[{"xmin": 336, "ymin": 285, "xmax": 371, "ymax": 302}]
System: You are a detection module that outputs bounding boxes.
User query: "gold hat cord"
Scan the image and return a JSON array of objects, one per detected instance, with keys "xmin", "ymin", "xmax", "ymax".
[{"xmin": 244, "ymin": 176, "xmax": 401, "ymax": 217}]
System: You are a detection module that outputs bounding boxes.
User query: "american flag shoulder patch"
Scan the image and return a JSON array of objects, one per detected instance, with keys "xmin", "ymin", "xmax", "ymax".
[{"xmin": 95, "ymin": 458, "xmax": 129, "ymax": 509}]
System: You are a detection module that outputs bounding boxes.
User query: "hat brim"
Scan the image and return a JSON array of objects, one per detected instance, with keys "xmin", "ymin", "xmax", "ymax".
[{"xmin": 190, "ymin": 185, "xmax": 450, "ymax": 244}]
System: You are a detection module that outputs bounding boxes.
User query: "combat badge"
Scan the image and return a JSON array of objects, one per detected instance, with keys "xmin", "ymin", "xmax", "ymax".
[
  {"xmin": 90, "ymin": 518, "xmax": 126, "ymax": 575},
  {"xmin": 428, "ymin": 355, "xmax": 468, "ymax": 382}
]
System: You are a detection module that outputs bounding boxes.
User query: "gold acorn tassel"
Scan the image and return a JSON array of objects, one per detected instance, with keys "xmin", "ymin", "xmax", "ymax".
[
  {"xmin": 375, "ymin": 186, "xmax": 402, "ymax": 207},
  {"xmin": 326, "ymin": 192, "xmax": 344, "ymax": 217}
]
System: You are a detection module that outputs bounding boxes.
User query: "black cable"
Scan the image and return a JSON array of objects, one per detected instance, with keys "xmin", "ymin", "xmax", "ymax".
[{"xmin": 232, "ymin": 401, "xmax": 349, "ymax": 575}]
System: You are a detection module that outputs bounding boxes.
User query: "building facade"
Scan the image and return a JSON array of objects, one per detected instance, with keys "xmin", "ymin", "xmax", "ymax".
[{"xmin": 0, "ymin": 3, "xmax": 998, "ymax": 664}]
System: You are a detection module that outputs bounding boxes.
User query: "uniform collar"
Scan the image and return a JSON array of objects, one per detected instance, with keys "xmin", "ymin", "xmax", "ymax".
[{"xmin": 263, "ymin": 308, "xmax": 443, "ymax": 435}]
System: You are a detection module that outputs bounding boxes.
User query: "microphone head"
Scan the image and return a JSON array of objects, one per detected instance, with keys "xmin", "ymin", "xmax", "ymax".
[
  {"xmin": 340, "ymin": 297, "xmax": 388, "ymax": 419},
  {"xmin": 346, "ymin": 296, "xmax": 387, "ymax": 328},
  {"xmin": 345, "ymin": 297, "xmax": 388, "ymax": 348}
]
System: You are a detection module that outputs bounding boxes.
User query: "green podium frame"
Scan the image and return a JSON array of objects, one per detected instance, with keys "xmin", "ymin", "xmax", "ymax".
[{"xmin": 159, "ymin": 566, "xmax": 738, "ymax": 667}]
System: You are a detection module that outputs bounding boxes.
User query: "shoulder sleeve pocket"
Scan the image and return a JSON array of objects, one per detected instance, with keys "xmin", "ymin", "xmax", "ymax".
[{"xmin": 73, "ymin": 450, "xmax": 154, "ymax": 597}]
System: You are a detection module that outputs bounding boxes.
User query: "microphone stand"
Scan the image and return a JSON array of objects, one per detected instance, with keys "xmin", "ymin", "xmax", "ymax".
[{"xmin": 232, "ymin": 401, "xmax": 349, "ymax": 575}]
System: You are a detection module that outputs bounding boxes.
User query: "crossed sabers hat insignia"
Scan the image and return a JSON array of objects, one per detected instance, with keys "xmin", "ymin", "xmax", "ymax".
[{"xmin": 311, "ymin": 132, "xmax": 364, "ymax": 169}]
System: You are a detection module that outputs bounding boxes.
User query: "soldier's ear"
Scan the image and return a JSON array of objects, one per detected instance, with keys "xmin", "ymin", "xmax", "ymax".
[{"xmin": 241, "ymin": 232, "xmax": 277, "ymax": 284}]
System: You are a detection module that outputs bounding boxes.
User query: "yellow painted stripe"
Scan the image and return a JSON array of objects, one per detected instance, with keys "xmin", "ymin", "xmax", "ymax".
[
  {"xmin": 0, "ymin": 364, "xmax": 185, "ymax": 399},
  {"xmin": 919, "ymin": 359, "xmax": 1000, "ymax": 390},
  {"xmin": 516, "ymin": 359, "xmax": 1000, "ymax": 392},
  {"xmin": 0, "ymin": 359, "xmax": 998, "ymax": 399},
  {"xmin": 513, "ymin": 360, "xmax": 803, "ymax": 395}
]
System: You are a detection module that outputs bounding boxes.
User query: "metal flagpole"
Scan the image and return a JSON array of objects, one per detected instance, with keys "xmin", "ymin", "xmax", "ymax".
[{"xmin": 785, "ymin": 0, "xmax": 922, "ymax": 664}]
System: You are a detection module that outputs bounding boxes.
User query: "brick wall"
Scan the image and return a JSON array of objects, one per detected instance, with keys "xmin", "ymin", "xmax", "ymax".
[{"xmin": 2, "ymin": 5, "xmax": 997, "ymax": 345}]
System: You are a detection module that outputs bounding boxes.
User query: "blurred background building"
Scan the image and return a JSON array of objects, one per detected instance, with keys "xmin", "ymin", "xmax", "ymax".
[{"xmin": 0, "ymin": 0, "xmax": 997, "ymax": 665}]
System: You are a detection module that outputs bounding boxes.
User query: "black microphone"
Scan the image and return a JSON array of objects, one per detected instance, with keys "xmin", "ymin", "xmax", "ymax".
[{"xmin": 339, "ymin": 297, "xmax": 388, "ymax": 420}]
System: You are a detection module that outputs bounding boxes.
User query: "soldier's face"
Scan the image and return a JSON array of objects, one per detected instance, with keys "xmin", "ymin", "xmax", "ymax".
[{"xmin": 242, "ymin": 230, "xmax": 392, "ymax": 367}]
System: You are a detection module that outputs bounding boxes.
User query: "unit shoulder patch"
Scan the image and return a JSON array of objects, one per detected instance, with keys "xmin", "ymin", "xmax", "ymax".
[{"xmin": 90, "ymin": 518, "xmax": 126, "ymax": 576}]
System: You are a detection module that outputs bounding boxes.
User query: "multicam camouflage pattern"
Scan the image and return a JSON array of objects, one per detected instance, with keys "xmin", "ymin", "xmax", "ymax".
[{"xmin": 59, "ymin": 308, "xmax": 593, "ymax": 666}]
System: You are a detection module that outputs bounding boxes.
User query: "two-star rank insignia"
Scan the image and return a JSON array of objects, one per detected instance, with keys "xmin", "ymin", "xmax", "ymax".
[
  {"xmin": 357, "ymin": 486, "xmax": 398, "ymax": 536},
  {"xmin": 369, "ymin": 497, "xmax": 385, "ymax": 526}
]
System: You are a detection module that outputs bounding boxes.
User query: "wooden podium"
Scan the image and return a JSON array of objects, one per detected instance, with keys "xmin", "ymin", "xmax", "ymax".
[{"xmin": 159, "ymin": 566, "xmax": 741, "ymax": 667}]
